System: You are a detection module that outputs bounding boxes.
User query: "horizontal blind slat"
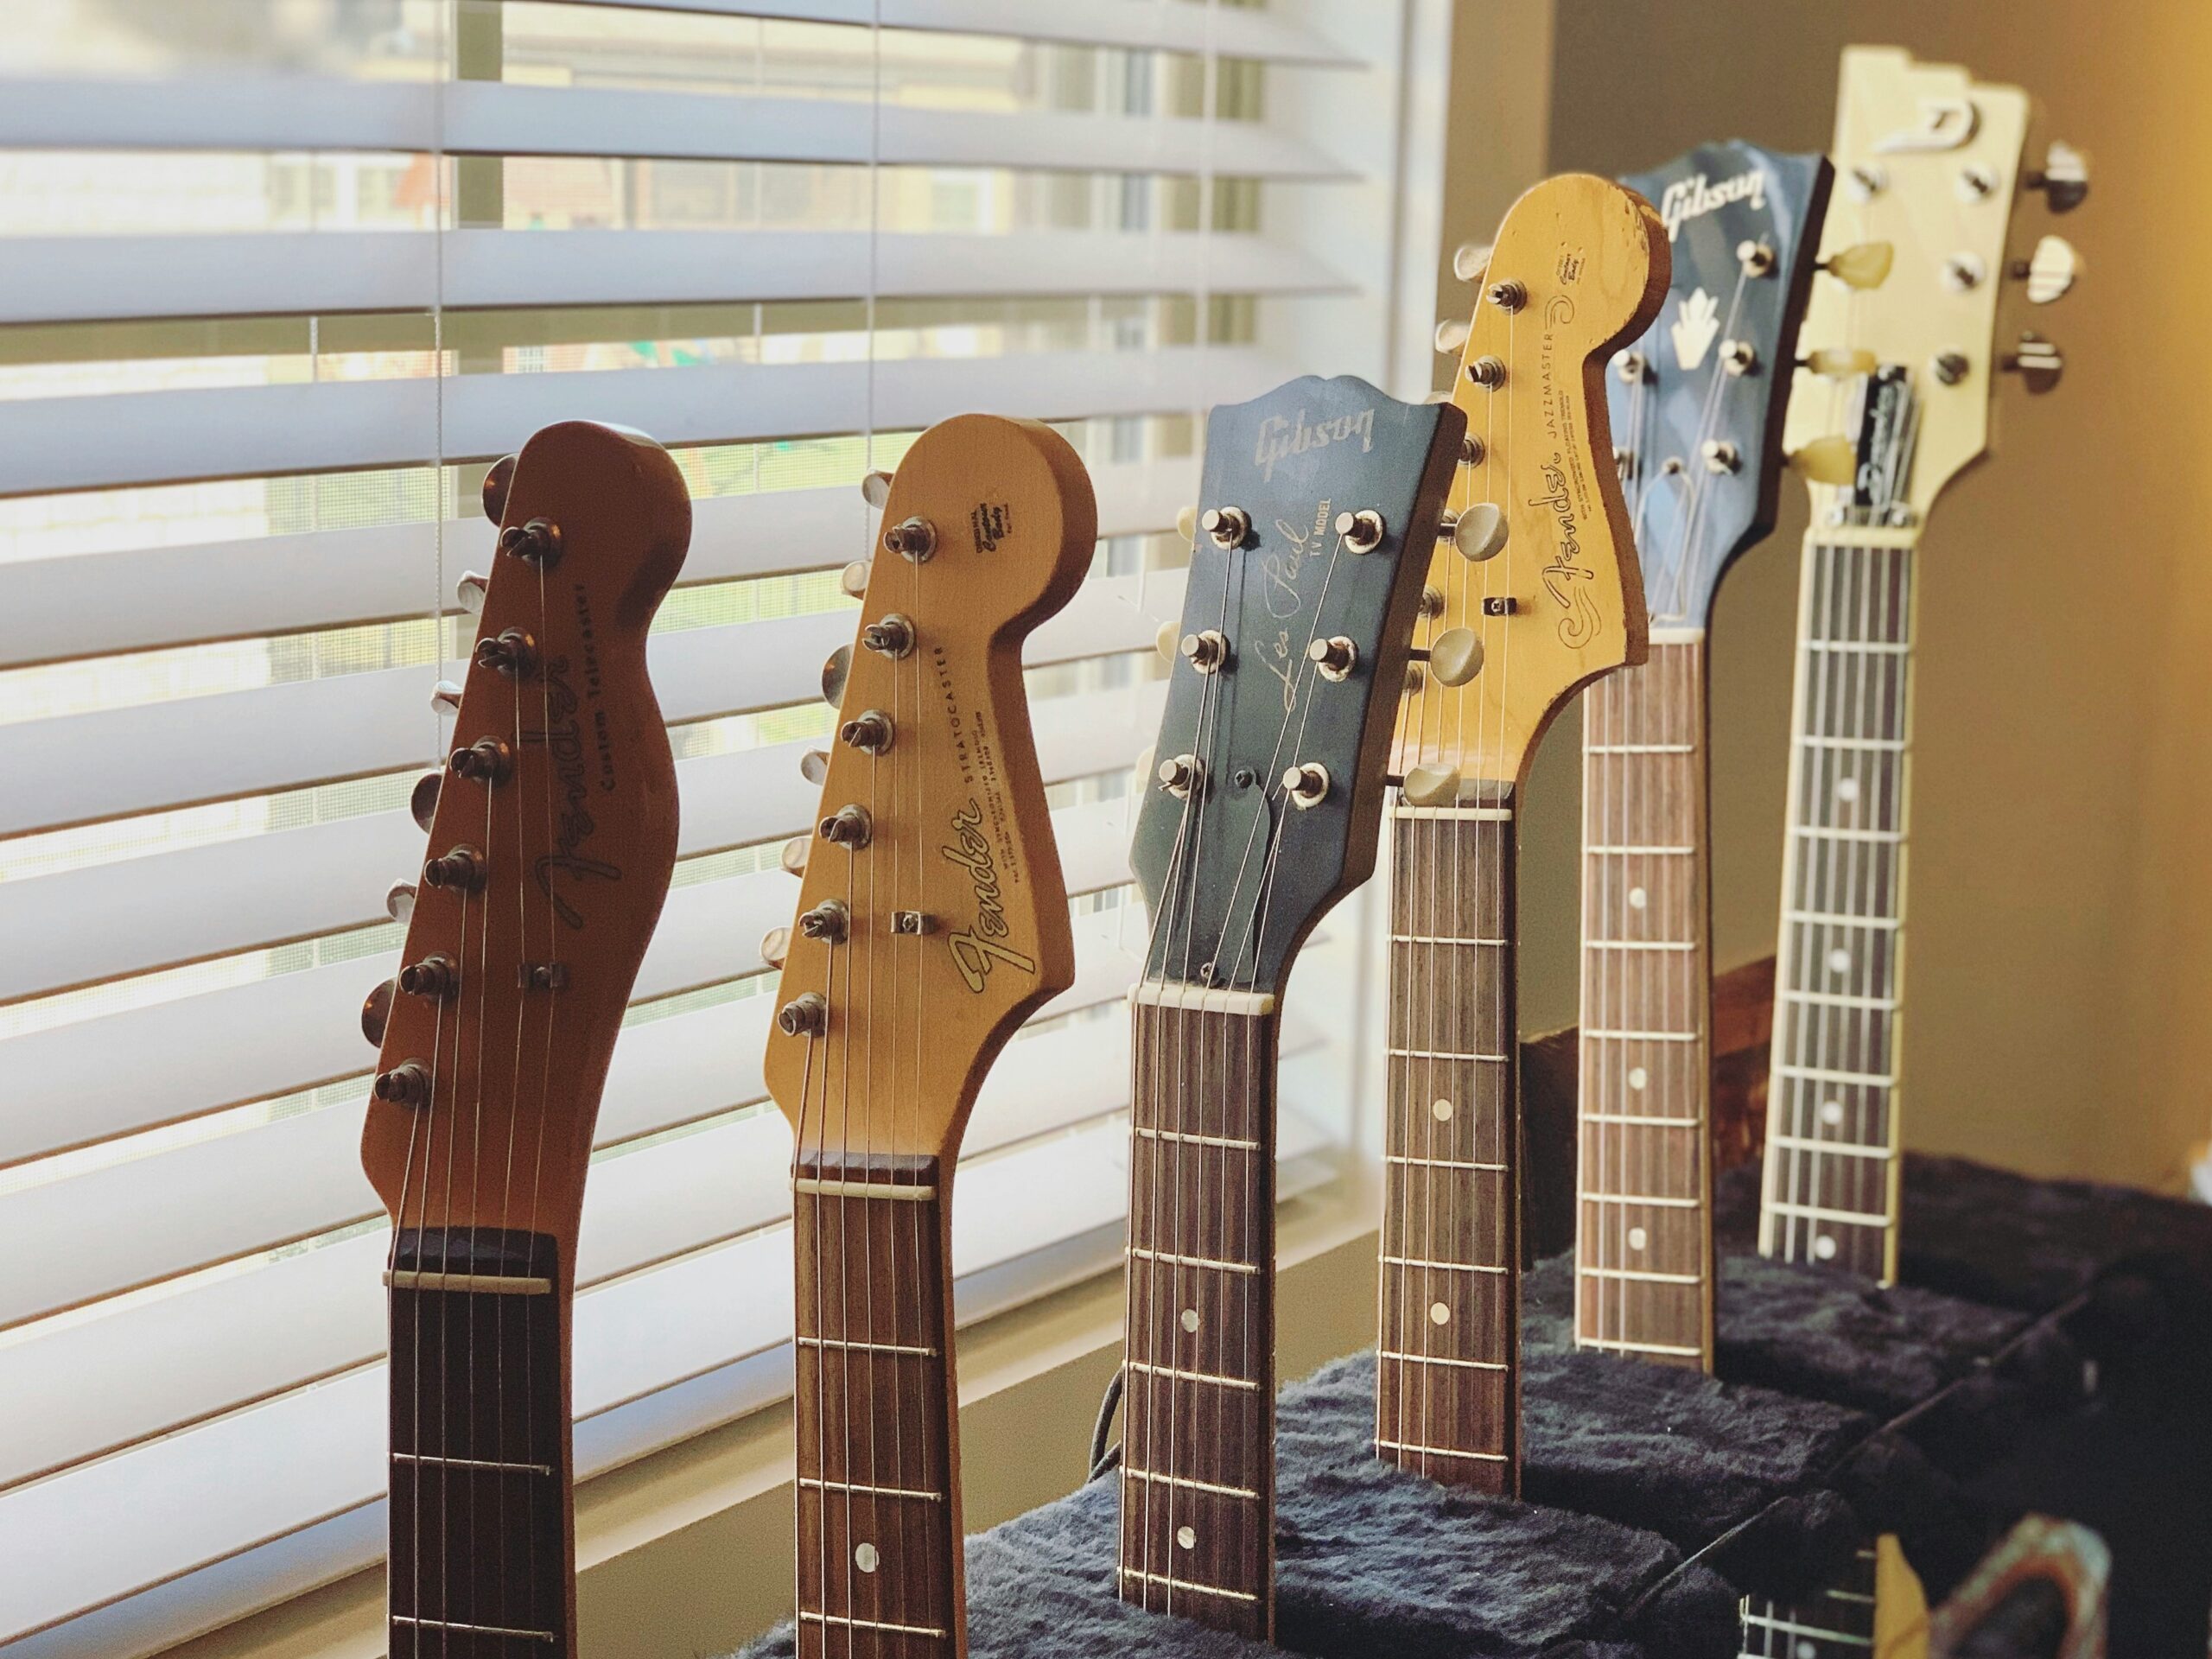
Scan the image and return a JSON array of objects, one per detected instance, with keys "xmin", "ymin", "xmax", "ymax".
[
  {"xmin": 0, "ymin": 344, "xmax": 1281, "ymax": 498},
  {"xmin": 0, "ymin": 681, "xmax": 1163, "ymax": 1011},
  {"xmin": 0, "ymin": 566, "xmax": 1184, "ymax": 837},
  {"xmin": 550, "ymin": 0, "xmax": 1357, "ymax": 67},
  {"xmin": 0, "ymin": 1103, "xmax": 1335, "ymax": 1643},
  {"xmin": 0, "ymin": 229, "xmax": 1349, "ymax": 327},
  {"xmin": 0, "ymin": 795, "xmax": 1138, "ymax": 1329},
  {"xmin": 0, "ymin": 77, "xmax": 1348, "ymax": 179}
]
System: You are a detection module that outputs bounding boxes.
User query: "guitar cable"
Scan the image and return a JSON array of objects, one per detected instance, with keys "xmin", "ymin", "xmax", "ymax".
[{"xmin": 1089, "ymin": 1368, "xmax": 1124, "ymax": 1483}]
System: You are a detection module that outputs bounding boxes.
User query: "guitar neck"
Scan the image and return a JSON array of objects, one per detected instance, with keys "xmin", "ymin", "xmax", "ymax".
[
  {"xmin": 1575, "ymin": 636, "xmax": 1716, "ymax": 1370},
  {"xmin": 1377, "ymin": 793, "xmax": 1519, "ymax": 1492},
  {"xmin": 386, "ymin": 1228, "xmax": 573, "ymax": 1658},
  {"xmin": 792, "ymin": 1151, "xmax": 963, "ymax": 1658},
  {"xmin": 1118, "ymin": 984, "xmax": 1280, "ymax": 1641},
  {"xmin": 1758, "ymin": 526, "xmax": 1918, "ymax": 1283}
]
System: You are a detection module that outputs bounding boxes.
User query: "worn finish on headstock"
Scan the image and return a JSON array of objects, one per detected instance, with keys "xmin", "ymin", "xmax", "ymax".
[
  {"xmin": 359, "ymin": 420, "xmax": 689, "ymax": 1261},
  {"xmin": 1130, "ymin": 375, "xmax": 1465, "ymax": 997},
  {"xmin": 1398, "ymin": 173, "xmax": 1669, "ymax": 792},
  {"xmin": 1783, "ymin": 47, "xmax": 2066, "ymax": 521},
  {"xmin": 761, "ymin": 414, "xmax": 1095, "ymax": 1162},
  {"xmin": 1611, "ymin": 143, "xmax": 1833, "ymax": 627}
]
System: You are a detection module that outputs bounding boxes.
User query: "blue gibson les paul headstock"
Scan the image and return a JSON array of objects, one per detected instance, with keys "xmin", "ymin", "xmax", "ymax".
[
  {"xmin": 1132, "ymin": 375, "xmax": 1465, "ymax": 999},
  {"xmin": 1610, "ymin": 142, "xmax": 1834, "ymax": 627}
]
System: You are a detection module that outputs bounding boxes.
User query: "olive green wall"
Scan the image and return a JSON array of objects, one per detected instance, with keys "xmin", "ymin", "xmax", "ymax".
[{"xmin": 1475, "ymin": 0, "xmax": 2210, "ymax": 1192}]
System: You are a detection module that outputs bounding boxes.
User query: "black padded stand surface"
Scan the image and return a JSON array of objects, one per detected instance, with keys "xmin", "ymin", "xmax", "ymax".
[{"xmin": 734, "ymin": 1157, "xmax": 2212, "ymax": 1658}]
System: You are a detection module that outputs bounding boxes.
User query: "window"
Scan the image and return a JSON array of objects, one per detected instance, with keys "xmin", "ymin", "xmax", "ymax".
[{"xmin": 0, "ymin": 3, "xmax": 1449, "ymax": 1652}]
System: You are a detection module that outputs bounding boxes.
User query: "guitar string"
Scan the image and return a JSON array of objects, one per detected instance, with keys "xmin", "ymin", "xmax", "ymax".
[{"xmin": 1485, "ymin": 302, "xmax": 1513, "ymax": 1479}]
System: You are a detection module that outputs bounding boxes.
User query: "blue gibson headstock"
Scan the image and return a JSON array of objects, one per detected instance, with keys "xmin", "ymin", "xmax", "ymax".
[
  {"xmin": 1610, "ymin": 142, "xmax": 1833, "ymax": 627},
  {"xmin": 1132, "ymin": 375, "xmax": 1464, "ymax": 999}
]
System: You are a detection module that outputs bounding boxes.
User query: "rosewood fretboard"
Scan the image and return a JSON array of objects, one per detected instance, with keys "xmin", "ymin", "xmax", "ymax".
[
  {"xmin": 792, "ymin": 1150, "xmax": 962, "ymax": 1658},
  {"xmin": 1118, "ymin": 984, "xmax": 1279, "ymax": 1641},
  {"xmin": 1575, "ymin": 637, "xmax": 1716, "ymax": 1369},
  {"xmin": 386, "ymin": 1227, "xmax": 571, "ymax": 1658},
  {"xmin": 1377, "ymin": 794, "xmax": 1518, "ymax": 1493},
  {"xmin": 1758, "ymin": 530, "xmax": 1916, "ymax": 1286}
]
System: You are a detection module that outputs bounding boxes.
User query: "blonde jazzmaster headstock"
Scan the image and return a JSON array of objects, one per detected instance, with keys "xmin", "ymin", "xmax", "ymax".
[
  {"xmin": 1783, "ymin": 47, "xmax": 2083, "ymax": 522},
  {"xmin": 1395, "ymin": 174, "xmax": 1669, "ymax": 799}
]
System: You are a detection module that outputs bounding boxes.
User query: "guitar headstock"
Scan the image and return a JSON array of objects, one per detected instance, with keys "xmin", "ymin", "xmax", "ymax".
[
  {"xmin": 360, "ymin": 422, "xmax": 690, "ymax": 1262},
  {"xmin": 762, "ymin": 415, "xmax": 1096, "ymax": 1165},
  {"xmin": 1132, "ymin": 375, "xmax": 1465, "ymax": 999},
  {"xmin": 1783, "ymin": 46, "xmax": 2084, "ymax": 523},
  {"xmin": 1398, "ymin": 174, "xmax": 1669, "ymax": 798},
  {"xmin": 1611, "ymin": 142, "xmax": 1834, "ymax": 627}
]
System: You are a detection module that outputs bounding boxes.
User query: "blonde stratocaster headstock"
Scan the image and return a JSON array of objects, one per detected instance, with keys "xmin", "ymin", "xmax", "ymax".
[
  {"xmin": 762, "ymin": 415, "xmax": 1096, "ymax": 1165},
  {"xmin": 1396, "ymin": 173, "xmax": 1669, "ymax": 798},
  {"xmin": 1783, "ymin": 46, "xmax": 2083, "ymax": 520}
]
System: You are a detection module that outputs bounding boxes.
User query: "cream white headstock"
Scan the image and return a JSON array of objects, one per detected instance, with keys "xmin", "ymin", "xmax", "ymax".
[{"xmin": 1783, "ymin": 47, "xmax": 2083, "ymax": 523}]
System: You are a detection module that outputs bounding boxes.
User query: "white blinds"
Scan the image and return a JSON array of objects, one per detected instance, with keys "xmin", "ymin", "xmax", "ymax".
[{"xmin": 0, "ymin": 3, "xmax": 1447, "ymax": 1652}]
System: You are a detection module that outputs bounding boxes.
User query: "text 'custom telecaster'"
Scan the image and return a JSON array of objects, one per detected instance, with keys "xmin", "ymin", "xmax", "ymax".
[
  {"xmin": 1379, "ymin": 173, "xmax": 1666, "ymax": 1495},
  {"xmin": 360, "ymin": 421, "xmax": 690, "ymax": 1658},
  {"xmin": 762, "ymin": 415, "xmax": 1097, "ymax": 1659},
  {"xmin": 1120, "ymin": 374, "xmax": 1465, "ymax": 1638}
]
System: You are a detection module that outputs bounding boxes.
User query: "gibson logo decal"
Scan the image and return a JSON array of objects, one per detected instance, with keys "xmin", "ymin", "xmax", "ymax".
[
  {"xmin": 528, "ymin": 585, "xmax": 623, "ymax": 929},
  {"xmin": 1254, "ymin": 407, "xmax": 1374, "ymax": 484},
  {"xmin": 941, "ymin": 798, "xmax": 1038, "ymax": 993},
  {"xmin": 1658, "ymin": 168, "xmax": 1766, "ymax": 241}
]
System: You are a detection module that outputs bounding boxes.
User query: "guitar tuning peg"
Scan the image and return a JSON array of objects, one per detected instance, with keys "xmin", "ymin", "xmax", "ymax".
[
  {"xmin": 1175, "ymin": 505, "xmax": 1198, "ymax": 543},
  {"xmin": 840, "ymin": 560, "xmax": 872, "ymax": 600},
  {"xmin": 1448, "ymin": 502, "xmax": 1509, "ymax": 563},
  {"xmin": 760, "ymin": 926, "xmax": 791, "ymax": 971},
  {"xmin": 455, "ymin": 570, "xmax": 488, "ymax": 613},
  {"xmin": 1401, "ymin": 763, "xmax": 1463, "ymax": 808},
  {"xmin": 861, "ymin": 469, "xmax": 893, "ymax": 509},
  {"xmin": 2000, "ymin": 331, "xmax": 2065, "ymax": 391},
  {"xmin": 385, "ymin": 880, "xmax": 417, "ymax": 924},
  {"xmin": 1433, "ymin": 316, "xmax": 1471, "ymax": 353},
  {"xmin": 1155, "ymin": 619, "xmax": 1181, "ymax": 663},
  {"xmin": 1452, "ymin": 241, "xmax": 1492, "ymax": 283},
  {"xmin": 1421, "ymin": 628, "xmax": 1484, "ymax": 688},
  {"xmin": 822, "ymin": 643, "xmax": 850, "ymax": 709},
  {"xmin": 1788, "ymin": 435, "xmax": 1859, "ymax": 487},
  {"xmin": 1803, "ymin": 347, "xmax": 1878, "ymax": 379},
  {"xmin": 361, "ymin": 978, "xmax": 396, "ymax": 1047},
  {"xmin": 430, "ymin": 679, "xmax": 463, "ymax": 717},
  {"xmin": 800, "ymin": 748, "xmax": 830, "ymax": 786},
  {"xmin": 1821, "ymin": 240, "xmax": 1895, "ymax": 289},
  {"xmin": 480, "ymin": 455, "xmax": 516, "ymax": 524},
  {"xmin": 780, "ymin": 836, "xmax": 810, "ymax": 875},
  {"xmin": 410, "ymin": 771, "xmax": 442, "ymax": 832},
  {"xmin": 2025, "ymin": 141, "xmax": 2089, "ymax": 213},
  {"xmin": 2012, "ymin": 233, "xmax": 2080, "ymax": 304}
]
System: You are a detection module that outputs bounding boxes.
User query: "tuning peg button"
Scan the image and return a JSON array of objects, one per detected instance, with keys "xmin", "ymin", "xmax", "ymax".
[
  {"xmin": 840, "ymin": 561, "xmax": 872, "ymax": 600},
  {"xmin": 410, "ymin": 771, "xmax": 442, "ymax": 832},
  {"xmin": 2014, "ymin": 234, "xmax": 2080, "ymax": 304},
  {"xmin": 760, "ymin": 926, "xmax": 791, "ymax": 970},
  {"xmin": 1452, "ymin": 241, "xmax": 1492, "ymax": 283},
  {"xmin": 361, "ymin": 979, "xmax": 396, "ymax": 1047},
  {"xmin": 430, "ymin": 679, "xmax": 463, "ymax": 717},
  {"xmin": 800, "ymin": 749, "xmax": 830, "ymax": 786},
  {"xmin": 1401, "ymin": 764, "xmax": 1462, "ymax": 808},
  {"xmin": 1448, "ymin": 503, "xmax": 1508, "ymax": 563},
  {"xmin": 2000, "ymin": 332, "xmax": 2065, "ymax": 391},
  {"xmin": 455, "ymin": 570, "xmax": 488, "ymax": 613},
  {"xmin": 1789, "ymin": 435, "xmax": 1859, "ymax": 487},
  {"xmin": 1804, "ymin": 347, "xmax": 1878, "ymax": 379},
  {"xmin": 1434, "ymin": 317, "xmax": 1471, "ymax": 354},
  {"xmin": 2025, "ymin": 141, "xmax": 2089, "ymax": 213},
  {"xmin": 861, "ymin": 470, "xmax": 893, "ymax": 510},
  {"xmin": 385, "ymin": 881, "xmax": 417, "ymax": 924},
  {"xmin": 1423, "ymin": 628, "xmax": 1484, "ymax": 688},
  {"xmin": 480, "ymin": 455, "xmax": 516, "ymax": 525},
  {"xmin": 1175, "ymin": 505, "xmax": 1198, "ymax": 543},
  {"xmin": 1821, "ymin": 241, "xmax": 1895, "ymax": 290},
  {"xmin": 781, "ymin": 836, "xmax": 810, "ymax": 876},
  {"xmin": 822, "ymin": 643, "xmax": 851, "ymax": 709}
]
